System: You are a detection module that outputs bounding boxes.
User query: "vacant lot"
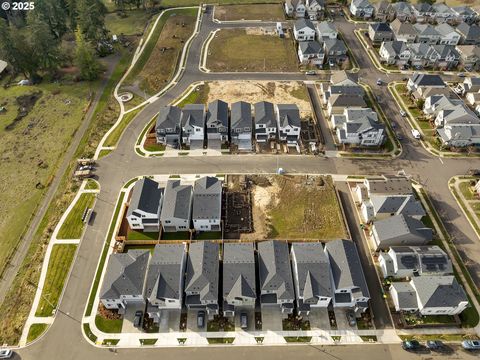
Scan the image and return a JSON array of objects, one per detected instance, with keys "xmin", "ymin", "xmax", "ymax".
[
  {"xmin": 215, "ymin": 4, "xmax": 284, "ymax": 21},
  {"xmin": 105, "ymin": 9, "xmax": 152, "ymax": 35},
  {"xmin": 124, "ymin": 8, "xmax": 198, "ymax": 95},
  {"xmin": 0, "ymin": 83, "xmax": 92, "ymax": 277},
  {"xmin": 236, "ymin": 175, "xmax": 348, "ymax": 240},
  {"xmin": 57, "ymin": 193, "xmax": 96, "ymax": 239},
  {"xmin": 208, "ymin": 81, "xmax": 311, "ymax": 117},
  {"xmin": 207, "ymin": 29, "xmax": 298, "ymax": 72},
  {"xmin": 162, "ymin": 0, "xmax": 282, "ymax": 5},
  {"xmin": 35, "ymin": 244, "xmax": 77, "ymax": 317}
]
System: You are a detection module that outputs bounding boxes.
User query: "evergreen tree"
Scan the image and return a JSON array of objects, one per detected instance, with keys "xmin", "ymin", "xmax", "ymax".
[
  {"xmin": 75, "ymin": 26, "xmax": 101, "ymax": 80},
  {"xmin": 32, "ymin": 0, "xmax": 69, "ymax": 39},
  {"xmin": 28, "ymin": 15, "xmax": 63, "ymax": 71},
  {"xmin": 77, "ymin": 0, "xmax": 107, "ymax": 42}
]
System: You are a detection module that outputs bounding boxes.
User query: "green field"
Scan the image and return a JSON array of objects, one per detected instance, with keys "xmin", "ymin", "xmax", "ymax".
[
  {"xmin": 163, "ymin": 0, "xmax": 282, "ymax": 5},
  {"xmin": 57, "ymin": 193, "xmax": 96, "ymax": 239},
  {"xmin": 104, "ymin": 107, "xmax": 143, "ymax": 148},
  {"xmin": 0, "ymin": 82, "xmax": 93, "ymax": 277},
  {"xmin": 35, "ymin": 244, "xmax": 77, "ymax": 317},
  {"xmin": 85, "ymin": 179, "xmax": 100, "ymax": 190},
  {"xmin": 27, "ymin": 323, "xmax": 48, "ymax": 343},
  {"xmin": 95, "ymin": 315, "xmax": 123, "ymax": 333},
  {"xmin": 105, "ymin": 9, "xmax": 153, "ymax": 35},
  {"xmin": 207, "ymin": 29, "xmax": 298, "ymax": 72},
  {"xmin": 215, "ymin": 4, "xmax": 284, "ymax": 21}
]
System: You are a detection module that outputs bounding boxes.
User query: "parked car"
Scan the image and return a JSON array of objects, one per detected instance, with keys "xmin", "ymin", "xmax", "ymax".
[
  {"xmin": 462, "ymin": 340, "xmax": 480, "ymax": 350},
  {"xmin": 376, "ymin": 79, "xmax": 383, "ymax": 85},
  {"xmin": 468, "ymin": 169, "xmax": 480, "ymax": 176},
  {"xmin": 197, "ymin": 310, "xmax": 205, "ymax": 328},
  {"xmin": 305, "ymin": 70, "xmax": 316, "ymax": 75},
  {"xmin": 411, "ymin": 129, "xmax": 421, "ymax": 139},
  {"xmin": 133, "ymin": 310, "xmax": 143, "ymax": 328},
  {"xmin": 328, "ymin": 59, "xmax": 336, "ymax": 68},
  {"xmin": 400, "ymin": 110, "xmax": 406, "ymax": 117},
  {"xmin": 402, "ymin": 340, "xmax": 422, "ymax": 351},
  {"xmin": 426, "ymin": 340, "xmax": 445, "ymax": 351},
  {"xmin": 0, "ymin": 349, "xmax": 12, "ymax": 359},
  {"xmin": 396, "ymin": 132, "xmax": 404, "ymax": 141},
  {"xmin": 240, "ymin": 312, "xmax": 248, "ymax": 329},
  {"xmin": 391, "ymin": 121, "xmax": 397, "ymax": 129},
  {"xmin": 458, "ymin": 72, "xmax": 466, "ymax": 78},
  {"xmin": 346, "ymin": 310, "xmax": 356, "ymax": 327}
]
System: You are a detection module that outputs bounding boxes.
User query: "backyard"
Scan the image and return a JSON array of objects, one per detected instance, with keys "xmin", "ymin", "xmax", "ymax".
[
  {"xmin": 57, "ymin": 193, "xmax": 96, "ymax": 239},
  {"xmin": 214, "ymin": 4, "xmax": 285, "ymax": 21},
  {"xmin": 206, "ymin": 29, "xmax": 298, "ymax": 72}
]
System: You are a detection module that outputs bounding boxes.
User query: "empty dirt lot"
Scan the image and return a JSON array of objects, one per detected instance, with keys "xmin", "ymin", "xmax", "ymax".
[
  {"xmin": 206, "ymin": 28, "xmax": 298, "ymax": 72},
  {"xmin": 227, "ymin": 175, "xmax": 348, "ymax": 241},
  {"xmin": 214, "ymin": 4, "xmax": 285, "ymax": 22}
]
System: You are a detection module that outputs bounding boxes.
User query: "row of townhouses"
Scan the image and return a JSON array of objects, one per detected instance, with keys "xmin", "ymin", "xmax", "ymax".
[
  {"xmin": 319, "ymin": 71, "xmax": 386, "ymax": 147},
  {"xmin": 352, "ymin": 0, "xmax": 478, "ymax": 25},
  {"xmin": 407, "ymin": 73, "xmax": 480, "ymax": 146},
  {"xmin": 126, "ymin": 176, "xmax": 222, "ymax": 233},
  {"xmin": 294, "ymin": 19, "xmax": 348, "ymax": 66},
  {"xmin": 284, "ymin": 0, "xmax": 325, "ymax": 20},
  {"xmin": 353, "ymin": 175, "xmax": 433, "ymax": 250},
  {"xmin": 155, "ymin": 101, "xmax": 302, "ymax": 151},
  {"xmin": 100, "ymin": 240, "xmax": 371, "ymax": 323}
]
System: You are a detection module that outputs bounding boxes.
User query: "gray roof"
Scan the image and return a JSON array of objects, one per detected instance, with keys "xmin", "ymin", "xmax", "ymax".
[
  {"xmin": 223, "ymin": 243, "xmax": 256, "ymax": 302},
  {"xmin": 185, "ymin": 241, "xmax": 219, "ymax": 301},
  {"xmin": 100, "ymin": 250, "xmax": 150, "ymax": 300},
  {"xmin": 277, "ymin": 104, "xmax": 301, "ymax": 128},
  {"xmin": 412, "ymin": 276, "xmax": 468, "ymax": 308},
  {"xmin": 366, "ymin": 176, "xmax": 412, "ymax": 195},
  {"xmin": 299, "ymin": 41, "xmax": 324, "ymax": 55},
  {"xmin": 160, "ymin": 180, "xmax": 192, "ymax": 221},
  {"xmin": 181, "ymin": 104, "xmax": 205, "ymax": 129},
  {"xmin": 352, "ymin": 0, "xmax": 373, "ymax": 8},
  {"xmin": 206, "ymin": 100, "xmax": 228, "ymax": 128},
  {"xmin": 435, "ymin": 23, "xmax": 456, "ymax": 36},
  {"xmin": 156, "ymin": 106, "xmax": 181, "ymax": 131},
  {"xmin": 369, "ymin": 194, "xmax": 425, "ymax": 218},
  {"xmin": 324, "ymin": 240, "xmax": 370, "ymax": 297},
  {"xmin": 144, "ymin": 244, "xmax": 185, "ymax": 302},
  {"xmin": 254, "ymin": 101, "xmax": 276, "ymax": 127},
  {"xmin": 329, "ymin": 94, "xmax": 366, "ymax": 108},
  {"xmin": 324, "ymin": 38, "xmax": 347, "ymax": 53},
  {"xmin": 316, "ymin": 21, "xmax": 337, "ymax": 37},
  {"xmin": 295, "ymin": 18, "xmax": 315, "ymax": 31},
  {"xmin": 456, "ymin": 23, "xmax": 480, "ymax": 40},
  {"xmin": 192, "ymin": 176, "xmax": 222, "ymax": 220},
  {"xmin": 127, "ymin": 178, "xmax": 163, "ymax": 217},
  {"xmin": 373, "ymin": 214, "xmax": 433, "ymax": 243},
  {"xmin": 258, "ymin": 240, "xmax": 295, "ymax": 300},
  {"xmin": 410, "ymin": 72, "xmax": 446, "ymax": 88},
  {"xmin": 291, "ymin": 243, "xmax": 333, "ymax": 301},
  {"xmin": 231, "ymin": 101, "xmax": 252, "ymax": 129},
  {"xmin": 391, "ymin": 282, "xmax": 418, "ymax": 309},
  {"xmin": 370, "ymin": 22, "xmax": 392, "ymax": 33}
]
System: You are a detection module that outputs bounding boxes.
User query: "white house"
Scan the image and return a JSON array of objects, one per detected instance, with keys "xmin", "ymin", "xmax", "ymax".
[
  {"xmin": 360, "ymin": 194, "xmax": 425, "ymax": 223},
  {"xmin": 350, "ymin": 0, "xmax": 374, "ymax": 19},
  {"xmin": 297, "ymin": 41, "xmax": 325, "ymax": 65},
  {"xmin": 285, "ymin": 0, "xmax": 306, "ymax": 18},
  {"xmin": 332, "ymin": 108, "xmax": 386, "ymax": 147},
  {"xmin": 276, "ymin": 104, "xmax": 301, "ymax": 146},
  {"xmin": 306, "ymin": 0, "xmax": 324, "ymax": 20},
  {"xmin": 192, "ymin": 176, "xmax": 222, "ymax": 232},
  {"xmin": 126, "ymin": 178, "xmax": 164, "ymax": 232},
  {"xmin": 254, "ymin": 101, "xmax": 277, "ymax": 143},
  {"xmin": 181, "ymin": 104, "xmax": 205, "ymax": 148},
  {"xmin": 293, "ymin": 18, "xmax": 316, "ymax": 41},
  {"xmin": 316, "ymin": 21, "xmax": 337, "ymax": 40}
]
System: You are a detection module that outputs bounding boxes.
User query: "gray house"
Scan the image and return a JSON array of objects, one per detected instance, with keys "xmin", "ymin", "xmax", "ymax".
[
  {"xmin": 185, "ymin": 241, "xmax": 219, "ymax": 317},
  {"xmin": 350, "ymin": 0, "xmax": 374, "ymax": 19},
  {"xmin": 206, "ymin": 100, "xmax": 229, "ymax": 146},
  {"xmin": 324, "ymin": 39, "xmax": 348, "ymax": 64},
  {"xmin": 223, "ymin": 243, "xmax": 256, "ymax": 317},
  {"xmin": 293, "ymin": 18, "xmax": 316, "ymax": 41},
  {"xmin": 100, "ymin": 250, "xmax": 150, "ymax": 313},
  {"xmin": 456, "ymin": 22, "xmax": 480, "ymax": 45},
  {"xmin": 145, "ymin": 244, "xmax": 187, "ymax": 323},
  {"xmin": 126, "ymin": 178, "xmax": 164, "ymax": 233},
  {"xmin": 230, "ymin": 101, "xmax": 253, "ymax": 152},
  {"xmin": 254, "ymin": 101, "xmax": 277, "ymax": 143},
  {"xmin": 258, "ymin": 240, "xmax": 295, "ymax": 313},
  {"xmin": 155, "ymin": 106, "xmax": 182, "ymax": 148},
  {"xmin": 276, "ymin": 104, "xmax": 301, "ymax": 146},
  {"xmin": 291, "ymin": 242, "xmax": 333, "ymax": 315},
  {"xmin": 181, "ymin": 104, "xmax": 205, "ymax": 148},
  {"xmin": 371, "ymin": 214, "xmax": 433, "ymax": 250},
  {"xmin": 324, "ymin": 240, "xmax": 370, "ymax": 313},
  {"xmin": 192, "ymin": 176, "xmax": 222, "ymax": 232},
  {"xmin": 368, "ymin": 23, "xmax": 393, "ymax": 44},
  {"xmin": 160, "ymin": 180, "xmax": 193, "ymax": 232}
]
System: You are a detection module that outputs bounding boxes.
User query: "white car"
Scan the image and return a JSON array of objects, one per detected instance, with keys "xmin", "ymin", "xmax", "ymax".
[
  {"xmin": 411, "ymin": 129, "xmax": 421, "ymax": 139},
  {"xmin": 462, "ymin": 340, "xmax": 480, "ymax": 350},
  {"xmin": 0, "ymin": 349, "xmax": 13, "ymax": 359},
  {"xmin": 400, "ymin": 110, "xmax": 406, "ymax": 117}
]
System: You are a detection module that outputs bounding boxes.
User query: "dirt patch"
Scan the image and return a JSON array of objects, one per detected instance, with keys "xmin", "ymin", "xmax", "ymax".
[
  {"xmin": 5, "ymin": 91, "xmax": 42, "ymax": 130},
  {"xmin": 214, "ymin": 4, "xmax": 285, "ymax": 22},
  {"xmin": 207, "ymin": 81, "xmax": 312, "ymax": 117}
]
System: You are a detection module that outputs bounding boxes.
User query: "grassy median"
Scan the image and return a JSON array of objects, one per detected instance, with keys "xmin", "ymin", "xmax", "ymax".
[{"xmin": 57, "ymin": 193, "xmax": 96, "ymax": 239}]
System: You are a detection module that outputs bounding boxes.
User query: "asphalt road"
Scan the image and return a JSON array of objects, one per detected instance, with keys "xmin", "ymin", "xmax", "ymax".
[{"xmin": 11, "ymin": 7, "xmax": 480, "ymax": 360}]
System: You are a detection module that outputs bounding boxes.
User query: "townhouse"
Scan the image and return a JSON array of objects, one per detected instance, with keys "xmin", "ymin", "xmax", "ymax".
[
  {"xmin": 455, "ymin": 22, "xmax": 480, "ymax": 45},
  {"xmin": 360, "ymin": 193, "xmax": 425, "ymax": 223},
  {"xmin": 320, "ymin": 71, "xmax": 364, "ymax": 103},
  {"xmin": 368, "ymin": 22, "xmax": 393, "ymax": 44}
]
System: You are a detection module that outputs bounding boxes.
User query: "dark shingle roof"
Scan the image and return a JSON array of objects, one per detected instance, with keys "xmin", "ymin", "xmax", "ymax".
[
  {"xmin": 192, "ymin": 177, "xmax": 222, "ymax": 220},
  {"xmin": 277, "ymin": 104, "xmax": 301, "ymax": 128},
  {"xmin": 127, "ymin": 178, "xmax": 163, "ymax": 217},
  {"xmin": 156, "ymin": 106, "xmax": 181, "ymax": 131},
  {"xmin": 185, "ymin": 242, "xmax": 219, "ymax": 302},
  {"xmin": 161, "ymin": 180, "xmax": 192, "ymax": 220},
  {"xmin": 231, "ymin": 101, "xmax": 252, "ymax": 129},
  {"xmin": 206, "ymin": 100, "xmax": 228, "ymax": 128},
  {"xmin": 223, "ymin": 243, "xmax": 256, "ymax": 301},
  {"xmin": 254, "ymin": 101, "xmax": 276, "ymax": 127}
]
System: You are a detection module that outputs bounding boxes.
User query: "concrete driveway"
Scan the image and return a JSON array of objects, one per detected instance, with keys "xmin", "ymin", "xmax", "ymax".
[
  {"xmin": 260, "ymin": 307, "xmax": 283, "ymax": 331},
  {"xmin": 121, "ymin": 303, "xmax": 146, "ymax": 333},
  {"xmin": 233, "ymin": 309, "xmax": 255, "ymax": 331},
  {"xmin": 186, "ymin": 309, "xmax": 204, "ymax": 332},
  {"xmin": 334, "ymin": 308, "xmax": 358, "ymax": 330},
  {"xmin": 158, "ymin": 309, "xmax": 181, "ymax": 333},
  {"xmin": 307, "ymin": 308, "xmax": 331, "ymax": 330}
]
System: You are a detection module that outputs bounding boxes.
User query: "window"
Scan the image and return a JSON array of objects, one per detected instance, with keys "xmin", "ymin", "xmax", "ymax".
[
  {"xmin": 244, "ymin": 127, "xmax": 250, "ymax": 132},
  {"xmin": 235, "ymin": 128, "xmax": 241, "ymax": 133},
  {"xmin": 165, "ymin": 220, "xmax": 171, "ymax": 224}
]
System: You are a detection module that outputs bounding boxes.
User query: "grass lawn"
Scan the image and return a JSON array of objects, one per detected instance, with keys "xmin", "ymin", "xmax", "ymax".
[
  {"xmin": 177, "ymin": 83, "xmax": 210, "ymax": 108},
  {"xmin": 267, "ymin": 176, "xmax": 348, "ymax": 239},
  {"xmin": 214, "ymin": 4, "xmax": 284, "ymax": 21},
  {"xmin": 140, "ymin": 339, "xmax": 158, "ymax": 345},
  {"xmin": 0, "ymin": 82, "xmax": 94, "ymax": 277},
  {"xmin": 124, "ymin": 8, "xmax": 198, "ymax": 95},
  {"xmin": 144, "ymin": 143, "xmax": 166, "ymax": 152},
  {"xmin": 95, "ymin": 315, "xmax": 123, "ymax": 333},
  {"xmin": 162, "ymin": 0, "xmax": 282, "ymax": 5},
  {"xmin": 35, "ymin": 244, "xmax": 77, "ymax": 317},
  {"xmin": 459, "ymin": 181, "xmax": 477, "ymax": 200},
  {"xmin": 207, "ymin": 337, "xmax": 235, "ymax": 344},
  {"xmin": 128, "ymin": 230, "xmax": 159, "ymax": 241},
  {"xmin": 206, "ymin": 29, "xmax": 298, "ymax": 72},
  {"xmin": 284, "ymin": 336, "xmax": 312, "ymax": 343},
  {"xmin": 27, "ymin": 323, "xmax": 48, "ymax": 343},
  {"xmin": 85, "ymin": 179, "xmax": 99, "ymax": 190},
  {"xmin": 57, "ymin": 193, "xmax": 96, "ymax": 239},
  {"xmin": 105, "ymin": 9, "xmax": 153, "ymax": 36},
  {"xmin": 161, "ymin": 231, "xmax": 191, "ymax": 240},
  {"xmin": 83, "ymin": 323, "xmax": 97, "ymax": 343},
  {"xmin": 289, "ymin": 84, "xmax": 309, "ymax": 102},
  {"xmin": 104, "ymin": 107, "xmax": 143, "ymax": 148}
]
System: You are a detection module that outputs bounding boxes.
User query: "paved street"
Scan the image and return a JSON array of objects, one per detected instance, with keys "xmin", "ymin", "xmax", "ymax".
[{"xmin": 11, "ymin": 5, "xmax": 480, "ymax": 360}]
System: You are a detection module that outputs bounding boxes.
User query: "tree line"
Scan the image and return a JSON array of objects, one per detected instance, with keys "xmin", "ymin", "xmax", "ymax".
[{"xmin": 0, "ymin": 0, "xmax": 109, "ymax": 82}]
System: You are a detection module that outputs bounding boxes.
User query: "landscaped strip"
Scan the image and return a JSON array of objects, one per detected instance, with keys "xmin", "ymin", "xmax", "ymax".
[
  {"xmin": 26, "ymin": 323, "xmax": 48, "ymax": 343},
  {"xmin": 95, "ymin": 315, "xmax": 123, "ymax": 333},
  {"xmin": 57, "ymin": 193, "xmax": 96, "ymax": 239},
  {"xmin": 103, "ymin": 107, "xmax": 144, "ymax": 148},
  {"xmin": 35, "ymin": 244, "xmax": 77, "ymax": 317}
]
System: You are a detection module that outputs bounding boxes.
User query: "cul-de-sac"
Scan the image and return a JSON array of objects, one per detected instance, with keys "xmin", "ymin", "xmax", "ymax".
[{"xmin": 2, "ymin": 0, "xmax": 480, "ymax": 359}]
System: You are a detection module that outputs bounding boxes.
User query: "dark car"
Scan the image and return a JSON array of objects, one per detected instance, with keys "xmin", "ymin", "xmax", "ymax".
[
  {"xmin": 133, "ymin": 310, "xmax": 143, "ymax": 328},
  {"xmin": 197, "ymin": 310, "xmax": 205, "ymax": 328},
  {"xmin": 240, "ymin": 312, "xmax": 248, "ymax": 329},
  {"xmin": 346, "ymin": 310, "xmax": 356, "ymax": 327},
  {"xmin": 427, "ymin": 340, "xmax": 445, "ymax": 351},
  {"xmin": 402, "ymin": 340, "xmax": 422, "ymax": 351},
  {"xmin": 468, "ymin": 169, "xmax": 480, "ymax": 176},
  {"xmin": 396, "ymin": 132, "xmax": 404, "ymax": 141}
]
